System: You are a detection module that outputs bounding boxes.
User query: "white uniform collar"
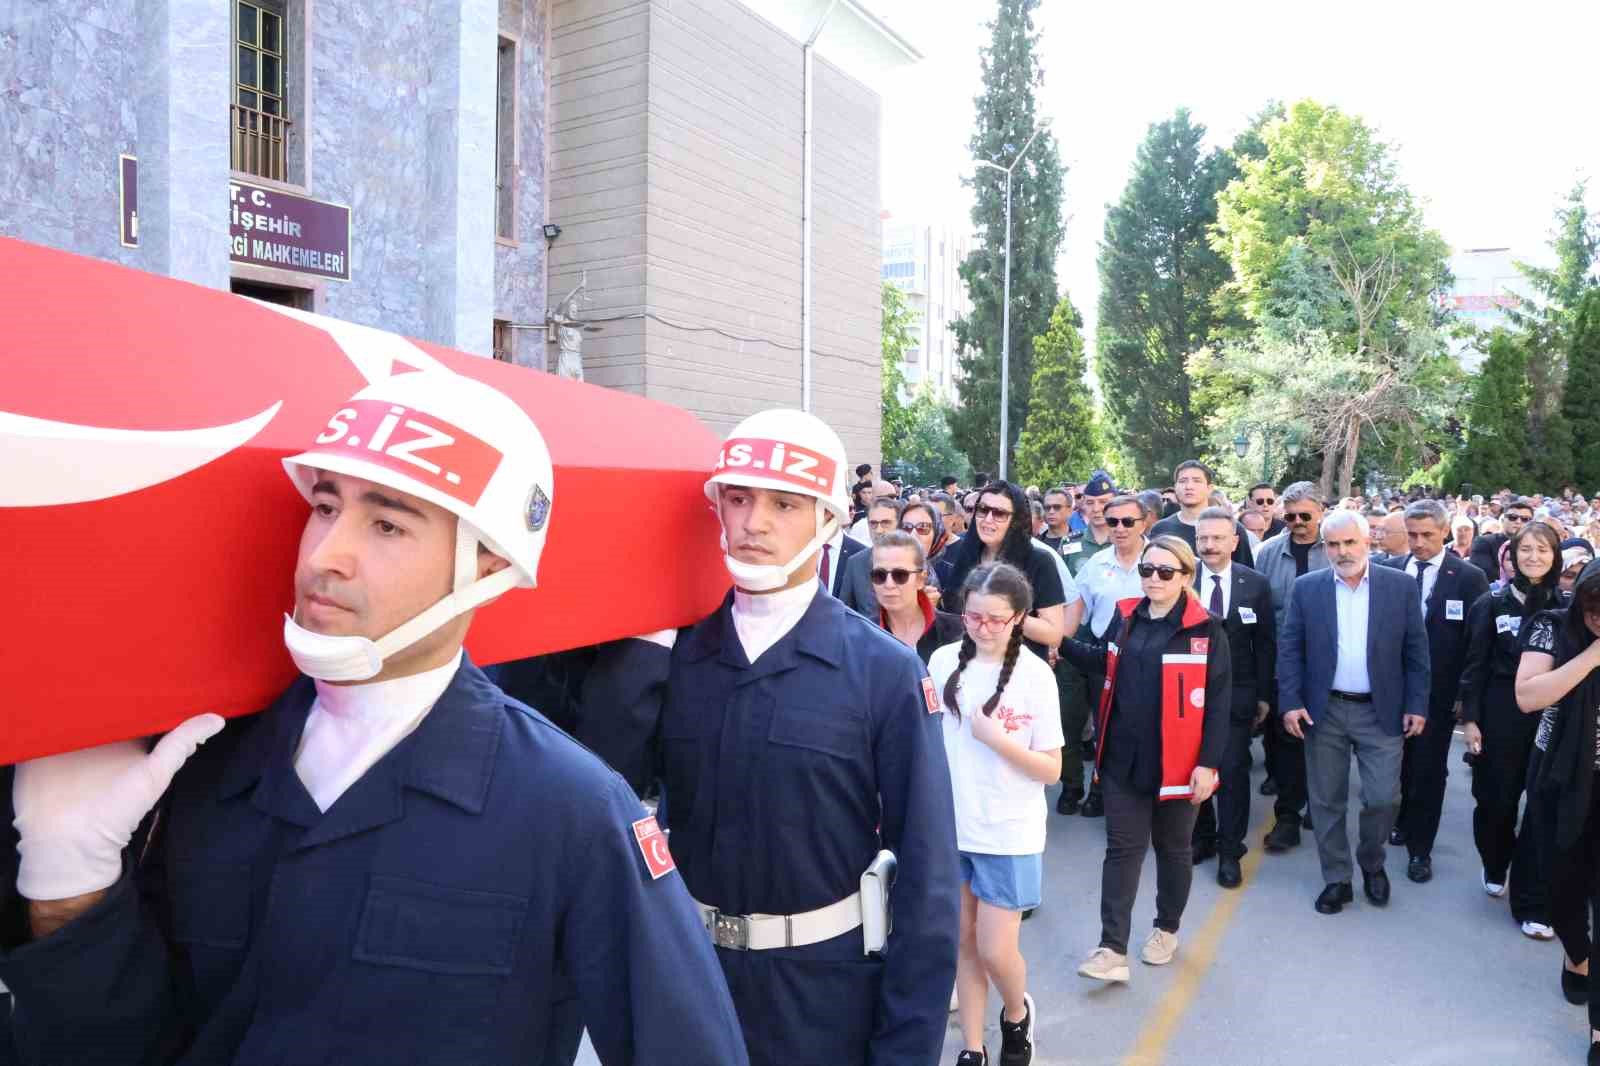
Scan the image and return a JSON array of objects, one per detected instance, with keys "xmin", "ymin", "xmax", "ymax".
[
  {"xmin": 295, "ymin": 649, "xmax": 463, "ymax": 812},
  {"xmin": 732, "ymin": 578, "xmax": 820, "ymax": 664}
]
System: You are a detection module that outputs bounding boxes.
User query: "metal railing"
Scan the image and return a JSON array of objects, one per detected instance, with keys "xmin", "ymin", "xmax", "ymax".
[{"xmin": 231, "ymin": 103, "xmax": 290, "ymax": 182}]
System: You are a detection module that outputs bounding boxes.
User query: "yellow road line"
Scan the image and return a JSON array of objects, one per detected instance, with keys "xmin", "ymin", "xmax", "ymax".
[{"xmin": 1119, "ymin": 843, "xmax": 1267, "ymax": 1066}]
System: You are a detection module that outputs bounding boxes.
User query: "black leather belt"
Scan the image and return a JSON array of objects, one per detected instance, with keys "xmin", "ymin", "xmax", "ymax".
[{"xmin": 1329, "ymin": 689, "xmax": 1372, "ymax": 704}]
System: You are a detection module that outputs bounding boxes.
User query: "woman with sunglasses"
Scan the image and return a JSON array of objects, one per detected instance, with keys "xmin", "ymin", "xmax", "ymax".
[
  {"xmin": 942, "ymin": 481, "xmax": 1068, "ymax": 664},
  {"xmin": 1516, "ymin": 556, "xmax": 1600, "ymax": 1064},
  {"xmin": 1459, "ymin": 521, "xmax": 1564, "ymax": 938},
  {"xmin": 872, "ymin": 530, "xmax": 962, "ymax": 664},
  {"xmin": 901, "ymin": 501, "xmax": 956, "ymax": 592},
  {"xmin": 1060, "ymin": 535, "xmax": 1230, "ymax": 984},
  {"xmin": 929, "ymin": 562, "xmax": 1062, "ymax": 1066}
]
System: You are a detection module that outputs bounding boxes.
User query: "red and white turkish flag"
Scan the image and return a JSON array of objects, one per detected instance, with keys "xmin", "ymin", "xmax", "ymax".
[{"xmin": 0, "ymin": 237, "xmax": 729, "ymax": 763}]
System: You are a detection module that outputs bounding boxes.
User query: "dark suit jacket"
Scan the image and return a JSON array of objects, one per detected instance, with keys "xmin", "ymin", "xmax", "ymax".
[
  {"xmin": 830, "ymin": 535, "xmax": 868, "ymax": 602},
  {"xmin": 1193, "ymin": 563, "xmax": 1276, "ymax": 717},
  {"xmin": 1377, "ymin": 552, "xmax": 1490, "ymax": 718},
  {"xmin": 1278, "ymin": 563, "xmax": 1431, "ymax": 736}
]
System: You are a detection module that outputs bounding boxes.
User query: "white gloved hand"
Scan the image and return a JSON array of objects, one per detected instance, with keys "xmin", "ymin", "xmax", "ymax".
[{"xmin": 13, "ymin": 714, "xmax": 227, "ymax": 901}]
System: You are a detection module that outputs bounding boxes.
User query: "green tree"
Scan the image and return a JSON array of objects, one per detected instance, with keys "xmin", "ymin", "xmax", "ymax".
[
  {"xmin": 1450, "ymin": 330, "xmax": 1531, "ymax": 493},
  {"xmin": 880, "ymin": 281, "xmax": 914, "ymax": 456},
  {"xmin": 1014, "ymin": 297, "xmax": 1100, "ymax": 488},
  {"xmin": 1509, "ymin": 181, "xmax": 1598, "ymax": 476},
  {"xmin": 887, "ymin": 388, "xmax": 969, "ymax": 487},
  {"xmin": 1210, "ymin": 99, "xmax": 1452, "ymax": 494},
  {"xmin": 1095, "ymin": 108, "xmax": 1237, "ymax": 485},
  {"xmin": 1563, "ymin": 289, "xmax": 1600, "ymax": 488},
  {"xmin": 949, "ymin": 0, "xmax": 1066, "ymax": 476}
]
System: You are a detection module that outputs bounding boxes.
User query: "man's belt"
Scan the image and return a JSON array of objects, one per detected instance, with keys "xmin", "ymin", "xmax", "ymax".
[
  {"xmin": 1329, "ymin": 689, "xmax": 1373, "ymax": 704},
  {"xmin": 693, "ymin": 893, "xmax": 863, "ymax": 951}
]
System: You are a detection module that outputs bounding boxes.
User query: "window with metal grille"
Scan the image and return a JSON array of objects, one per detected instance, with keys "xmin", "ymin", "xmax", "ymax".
[
  {"xmin": 233, "ymin": 1, "xmax": 289, "ymax": 181},
  {"xmin": 493, "ymin": 319, "xmax": 514, "ymax": 362}
]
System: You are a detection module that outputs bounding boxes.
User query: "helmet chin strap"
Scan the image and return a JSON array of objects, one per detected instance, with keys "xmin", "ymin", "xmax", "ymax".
[
  {"xmin": 283, "ymin": 517, "xmax": 518, "ymax": 682},
  {"xmin": 721, "ymin": 501, "xmax": 839, "ymax": 593}
]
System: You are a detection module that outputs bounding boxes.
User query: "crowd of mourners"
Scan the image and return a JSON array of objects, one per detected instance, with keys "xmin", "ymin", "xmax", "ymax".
[{"xmin": 833, "ymin": 461, "xmax": 1600, "ymax": 1065}]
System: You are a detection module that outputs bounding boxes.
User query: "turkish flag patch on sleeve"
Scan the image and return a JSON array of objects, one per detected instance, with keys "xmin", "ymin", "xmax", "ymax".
[
  {"xmin": 632, "ymin": 815, "xmax": 676, "ymax": 880},
  {"xmin": 1190, "ymin": 638, "xmax": 1209, "ymax": 655},
  {"xmin": 922, "ymin": 677, "xmax": 941, "ymax": 714}
]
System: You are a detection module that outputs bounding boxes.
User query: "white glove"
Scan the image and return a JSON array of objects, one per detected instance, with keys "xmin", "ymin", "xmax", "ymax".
[{"xmin": 13, "ymin": 714, "xmax": 226, "ymax": 901}]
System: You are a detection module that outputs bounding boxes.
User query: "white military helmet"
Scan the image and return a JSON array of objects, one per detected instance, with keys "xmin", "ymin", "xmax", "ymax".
[
  {"xmin": 704, "ymin": 409, "xmax": 851, "ymax": 591},
  {"xmin": 279, "ymin": 369, "xmax": 555, "ymax": 681}
]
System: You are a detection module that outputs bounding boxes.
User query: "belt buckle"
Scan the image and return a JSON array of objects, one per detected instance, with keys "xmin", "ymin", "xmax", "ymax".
[{"xmin": 709, "ymin": 911, "xmax": 750, "ymax": 950}]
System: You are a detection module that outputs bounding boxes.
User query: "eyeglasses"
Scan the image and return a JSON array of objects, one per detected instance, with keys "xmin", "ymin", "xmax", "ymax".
[
  {"xmin": 975, "ymin": 504, "xmax": 1013, "ymax": 520},
  {"xmin": 1137, "ymin": 563, "xmax": 1188, "ymax": 581},
  {"xmin": 1287, "ymin": 511, "xmax": 1317, "ymax": 523},
  {"xmin": 871, "ymin": 567, "xmax": 923, "ymax": 586},
  {"xmin": 1105, "ymin": 515, "xmax": 1141, "ymax": 528},
  {"xmin": 962, "ymin": 610, "xmax": 1018, "ymax": 632},
  {"xmin": 901, "ymin": 521, "xmax": 934, "ymax": 535},
  {"xmin": 1044, "ymin": 503, "xmax": 1067, "ymax": 511},
  {"xmin": 868, "ymin": 519, "xmax": 897, "ymax": 532}
]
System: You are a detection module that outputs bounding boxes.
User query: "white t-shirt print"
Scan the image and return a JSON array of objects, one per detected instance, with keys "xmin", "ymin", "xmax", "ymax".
[{"xmin": 928, "ymin": 643, "xmax": 1064, "ymax": 855}]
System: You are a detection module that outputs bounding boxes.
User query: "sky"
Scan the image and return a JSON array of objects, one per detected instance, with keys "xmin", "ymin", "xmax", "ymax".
[{"xmin": 863, "ymin": 0, "xmax": 1600, "ymax": 357}]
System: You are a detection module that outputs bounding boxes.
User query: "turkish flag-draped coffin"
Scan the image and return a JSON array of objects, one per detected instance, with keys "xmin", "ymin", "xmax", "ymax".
[{"xmin": 0, "ymin": 237, "xmax": 730, "ymax": 765}]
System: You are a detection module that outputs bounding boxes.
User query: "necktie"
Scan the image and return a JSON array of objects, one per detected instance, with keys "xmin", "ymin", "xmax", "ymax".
[
  {"xmin": 819, "ymin": 543, "xmax": 832, "ymax": 590},
  {"xmin": 1414, "ymin": 559, "xmax": 1430, "ymax": 605},
  {"xmin": 1209, "ymin": 573, "xmax": 1224, "ymax": 618}
]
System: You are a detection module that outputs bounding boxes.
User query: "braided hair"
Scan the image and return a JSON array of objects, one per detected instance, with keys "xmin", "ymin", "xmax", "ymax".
[{"xmin": 941, "ymin": 561, "xmax": 1033, "ymax": 721}]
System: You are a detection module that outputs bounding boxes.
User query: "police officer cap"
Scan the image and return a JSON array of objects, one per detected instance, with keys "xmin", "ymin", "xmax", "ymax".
[{"xmin": 1083, "ymin": 470, "xmax": 1116, "ymax": 497}]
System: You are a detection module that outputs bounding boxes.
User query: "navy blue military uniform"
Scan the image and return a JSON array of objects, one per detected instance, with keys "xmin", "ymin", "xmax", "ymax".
[
  {"xmin": 658, "ymin": 589, "xmax": 959, "ymax": 1066},
  {"xmin": 0, "ymin": 662, "xmax": 748, "ymax": 1066}
]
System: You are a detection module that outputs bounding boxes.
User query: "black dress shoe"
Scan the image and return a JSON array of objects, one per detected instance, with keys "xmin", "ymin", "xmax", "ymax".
[
  {"xmin": 1563, "ymin": 963, "xmax": 1590, "ymax": 1006},
  {"xmin": 1388, "ymin": 827, "xmax": 1407, "ymax": 846},
  {"xmin": 1191, "ymin": 842, "xmax": 1217, "ymax": 865},
  {"xmin": 1316, "ymin": 882, "xmax": 1353, "ymax": 914},
  {"xmin": 1263, "ymin": 819, "xmax": 1301, "ymax": 852},
  {"xmin": 1406, "ymin": 855, "xmax": 1433, "ymax": 883},
  {"xmin": 1259, "ymin": 776, "xmax": 1278, "ymax": 796},
  {"xmin": 1363, "ymin": 868, "xmax": 1391, "ymax": 906},
  {"xmin": 1056, "ymin": 791, "xmax": 1080, "ymax": 816},
  {"xmin": 1080, "ymin": 793, "xmax": 1105, "ymax": 818},
  {"xmin": 1301, "ymin": 811, "xmax": 1313, "ymax": 831},
  {"xmin": 1217, "ymin": 856, "xmax": 1243, "ymax": 889}
]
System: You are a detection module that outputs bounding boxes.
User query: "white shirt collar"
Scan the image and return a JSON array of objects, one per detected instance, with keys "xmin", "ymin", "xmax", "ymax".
[
  {"xmin": 1201, "ymin": 561, "xmax": 1232, "ymax": 583},
  {"xmin": 732, "ymin": 578, "xmax": 821, "ymax": 663}
]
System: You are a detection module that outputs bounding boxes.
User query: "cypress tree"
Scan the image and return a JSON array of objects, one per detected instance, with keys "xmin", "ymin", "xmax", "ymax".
[
  {"xmin": 1013, "ymin": 297, "xmax": 1099, "ymax": 488},
  {"xmin": 1096, "ymin": 108, "xmax": 1236, "ymax": 485},
  {"xmin": 1564, "ymin": 289, "xmax": 1600, "ymax": 489},
  {"xmin": 1453, "ymin": 331, "xmax": 1530, "ymax": 493},
  {"xmin": 949, "ymin": 0, "xmax": 1066, "ymax": 476}
]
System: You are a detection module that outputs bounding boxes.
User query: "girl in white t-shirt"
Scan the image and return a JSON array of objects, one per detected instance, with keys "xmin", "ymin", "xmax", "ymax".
[{"xmin": 929, "ymin": 561, "xmax": 1063, "ymax": 1066}]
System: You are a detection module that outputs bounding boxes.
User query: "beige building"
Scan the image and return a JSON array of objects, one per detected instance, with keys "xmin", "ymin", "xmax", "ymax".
[{"xmin": 547, "ymin": 0, "xmax": 917, "ymax": 468}]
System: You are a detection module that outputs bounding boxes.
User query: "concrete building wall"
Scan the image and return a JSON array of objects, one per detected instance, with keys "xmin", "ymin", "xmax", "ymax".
[
  {"xmin": 1, "ymin": 0, "xmax": 538, "ymax": 361},
  {"xmin": 547, "ymin": 0, "xmax": 883, "ymax": 468},
  {"xmin": 493, "ymin": 0, "xmax": 551, "ymax": 367}
]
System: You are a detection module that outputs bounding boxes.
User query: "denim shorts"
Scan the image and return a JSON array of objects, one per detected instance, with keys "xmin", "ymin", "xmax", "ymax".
[{"xmin": 959, "ymin": 851, "xmax": 1043, "ymax": 911}]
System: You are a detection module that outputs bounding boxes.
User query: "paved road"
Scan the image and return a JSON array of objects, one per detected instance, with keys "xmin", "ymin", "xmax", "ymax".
[{"xmin": 580, "ymin": 729, "xmax": 1592, "ymax": 1065}]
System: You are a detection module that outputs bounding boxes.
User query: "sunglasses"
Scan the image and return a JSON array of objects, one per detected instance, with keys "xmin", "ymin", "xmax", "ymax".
[
  {"xmin": 1505, "ymin": 513, "xmax": 1530, "ymax": 522},
  {"xmin": 1137, "ymin": 563, "xmax": 1188, "ymax": 581},
  {"xmin": 1252, "ymin": 496, "xmax": 1276, "ymax": 506},
  {"xmin": 1044, "ymin": 502, "xmax": 1070, "ymax": 511},
  {"xmin": 975, "ymin": 504, "xmax": 1014, "ymax": 520},
  {"xmin": 963, "ymin": 610, "xmax": 1018, "ymax": 632},
  {"xmin": 901, "ymin": 521, "xmax": 934, "ymax": 535},
  {"xmin": 871, "ymin": 567, "xmax": 922, "ymax": 585},
  {"xmin": 1105, "ymin": 515, "xmax": 1141, "ymax": 528},
  {"xmin": 1287, "ymin": 511, "xmax": 1317, "ymax": 523}
]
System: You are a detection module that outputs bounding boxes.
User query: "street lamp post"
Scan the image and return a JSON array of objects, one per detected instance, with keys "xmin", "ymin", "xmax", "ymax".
[
  {"xmin": 1233, "ymin": 426, "xmax": 1302, "ymax": 482},
  {"xmin": 974, "ymin": 121, "xmax": 1048, "ymax": 483}
]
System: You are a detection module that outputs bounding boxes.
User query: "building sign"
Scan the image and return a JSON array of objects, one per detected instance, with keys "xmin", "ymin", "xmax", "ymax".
[
  {"xmin": 229, "ymin": 181, "xmax": 350, "ymax": 281},
  {"xmin": 119, "ymin": 155, "xmax": 138, "ymax": 247},
  {"xmin": 1437, "ymin": 292, "xmax": 1523, "ymax": 315}
]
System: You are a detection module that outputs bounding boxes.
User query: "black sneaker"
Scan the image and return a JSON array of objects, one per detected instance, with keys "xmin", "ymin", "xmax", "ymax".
[
  {"xmin": 955, "ymin": 1050, "xmax": 987, "ymax": 1066},
  {"xmin": 998, "ymin": 992, "xmax": 1035, "ymax": 1066}
]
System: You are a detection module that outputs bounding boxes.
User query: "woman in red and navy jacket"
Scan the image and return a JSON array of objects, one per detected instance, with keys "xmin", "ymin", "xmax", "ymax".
[{"xmin": 1060, "ymin": 534, "xmax": 1231, "ymax": 983}]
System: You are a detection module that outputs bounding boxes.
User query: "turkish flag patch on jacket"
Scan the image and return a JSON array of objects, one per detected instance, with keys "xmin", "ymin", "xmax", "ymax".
[{"xmin": 632, "ymin": 815, "xmax": 676, "ymax": 880}]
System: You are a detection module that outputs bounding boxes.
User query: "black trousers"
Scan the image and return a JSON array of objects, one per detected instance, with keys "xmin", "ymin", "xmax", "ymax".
[
  {"xmin": 1511, "ymin": 745, "xmax": 1553, "ymax": 925},
  {"xmin": 1100, "ymin": 772, "xmax": 1200, "ymax": 955},
  {"xmin": 1265, "ymin": 715, "xmax": 1307, "ymax": 823},
  {"xmin": 1549, "ymin": 787, "xmax": 1600, "ymax": 1031},
  {"xmin": 1193, "ymin": 712, "xmax": 1254, "ymax": 858},
  {"xmin": 1056, "ymin": 658, "xmax": 1091, "ymax": 801},
  {"xmin": 1399, "ymin": 711, "xmax": 1457, "ymax": 859},
  {"xmin": 1471, "ymin": 680, "xmax": 1540, "ymax": 882}
]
